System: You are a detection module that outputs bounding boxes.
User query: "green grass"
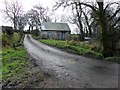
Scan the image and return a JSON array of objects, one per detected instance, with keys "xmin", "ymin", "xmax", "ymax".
[
  {"xmin": 1, "ymin": 33, "xmax": 48, "ymax": 87},
  {"xmin": 2, "ymin": 46, "xmax": 48, "ymax": 87},
  {"xmin": 40, "ymin": 39, "xmax": 120, "ymax": 63},
  {"xmin": 40, "ymin": 39, "xmax": 103, "ymax": 59},
  {"xmin": 105, "ymin": 57, "xmax": 120, "ymax": 63},
  {"xmin": 32, "ymin": 34, "xmax": 41, "ymax": 40},
  {"xmin": 70, "ymin": 34, "xmax": 79, "ymax": 38},
  {"xmin": 1, "ymin": 32, "xmax": 27, "ymax": 83},
  {"xmin": 2, "ymin": 46, "xmax": 27, "ymax": 82}
]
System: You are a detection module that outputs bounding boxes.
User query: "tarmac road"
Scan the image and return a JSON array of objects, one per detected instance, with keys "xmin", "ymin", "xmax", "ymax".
[{"xmin": 24, "ymin": 34, "xmax": 118, "ymax": 88}]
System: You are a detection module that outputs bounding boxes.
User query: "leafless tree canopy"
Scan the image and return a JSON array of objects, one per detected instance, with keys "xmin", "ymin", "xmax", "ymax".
[
  {"xmin": 54, "ymin": 0, "xmax": 120, "ymax": 57},
  {"xmin": 3, "ymin": 0, "xmax": 24, "ymax": 30},
  {"xmin": 26, "ymin": 4, "xmax": 52, "ymax": 31}
]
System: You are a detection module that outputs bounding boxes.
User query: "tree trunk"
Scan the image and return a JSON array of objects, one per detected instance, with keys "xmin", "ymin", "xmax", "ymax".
[
  {"xmin": 79, "ymin": 19, "xmax": 84, "ymax": 41},
  {"xmin": 13, "ymin": 14, "xmax": 17, "ymax": 30},
  {"xmin": 31, "ymin": 26, "xmax": 33, "ymax": 31},
  {"xmin": 97, "ymin": 1, "xmax": 114, "ymax": 57},
  {"xmin": 29, "ymin": 26, "xmax": 31, "ymax": 31},
  {"xmin": 75, "ymin": 2, "xmax": 85, "ymax": 41},
  {"xmin": 82, "ymin": 11, "xmax": 92, "ymax": 37}
]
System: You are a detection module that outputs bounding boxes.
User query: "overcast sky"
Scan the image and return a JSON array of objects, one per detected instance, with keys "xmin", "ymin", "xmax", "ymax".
[
  {"xmin": 0, "ymin": 0, "xmax": 56, "ymax": 26},
  {"xmin": 0, "ymin": 0, "xmax": 77, "ymax": 32},
  {"xmin": 0, "ymin": 0, "xmax": 73, "ymax": 30}
]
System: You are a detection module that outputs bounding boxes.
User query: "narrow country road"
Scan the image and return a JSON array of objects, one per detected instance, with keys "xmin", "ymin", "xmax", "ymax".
[{"xmin": 24, "ymin": 34, "xmax": 118, "ymax": 88}]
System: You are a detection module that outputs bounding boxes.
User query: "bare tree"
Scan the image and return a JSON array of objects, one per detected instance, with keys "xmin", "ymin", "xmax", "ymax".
[
  {"xmin": 82, "ymin": 7, "xmax": 92, "ymax": 37},
  {"xmin": 17, "ymin": 14, "xmax": 27, "ymax": 30},
  {"xmin": 3, "ymin": 0, "xmax": 23, "ymax": 30},
  {"xmin": 79, "ymin": 0, "xmax": 120, "ymax": 57},
  {"xmin": 26, "ymin": 4, "xmax": 52, "ymax": 31},
  {"xmin": 33, "ymin": 4, "xmax": 51, "ymax": 23},
  {"xmin": 26, "ymin": 9, "xmax": 39, "ymax": 31},
  {"xmin": 54, "ymin": 0, "xmax": 120, "ymax": 57},
  {"xmin": 54, "ymin": 0, "xmax": 87, "ymax": 41}
]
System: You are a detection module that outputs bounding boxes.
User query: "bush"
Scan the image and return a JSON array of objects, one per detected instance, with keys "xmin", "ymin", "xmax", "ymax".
[
  {"xmin": 2, "ymin": 26, "xmax": 13, "ymax": 35},
  {"xmin": 2, "ymin": 33, "xmax": 22, "ymax": 49}
]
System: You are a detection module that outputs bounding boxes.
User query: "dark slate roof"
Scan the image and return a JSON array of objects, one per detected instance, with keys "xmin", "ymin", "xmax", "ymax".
[{"xmin": 41, "ymin": 22, "xmax": 71, "ymax": 31}]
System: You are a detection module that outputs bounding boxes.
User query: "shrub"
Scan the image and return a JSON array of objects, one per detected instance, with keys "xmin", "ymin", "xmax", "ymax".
[{"xmin": 2, "ymin": 26, "xmax": 13, "ymax": 35}]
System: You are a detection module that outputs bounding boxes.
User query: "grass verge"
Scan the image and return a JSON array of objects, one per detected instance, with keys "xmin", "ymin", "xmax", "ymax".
[
  {"xmin": 40, "ymin": 39, "xmax": 120, "ymax": 63},
  {"xmin": 40, "ymin": 39, "xmax": 103, "ymax": 59},
  {"xmin": 1, "ymin": 33, "xmax": 49, "ymax": 88},
  {"xmin": 2, "ymin": 46, "xmax": 49, "ymax": 88},
  {"xmin": 2, "ymin": 46, "xmax": 27, "ymax": 82}
]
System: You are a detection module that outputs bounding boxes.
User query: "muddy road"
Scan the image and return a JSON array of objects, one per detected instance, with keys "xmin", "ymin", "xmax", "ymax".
[{"xmin": 24, "ymin": 34, "xmax": 118, "ymax": 88}]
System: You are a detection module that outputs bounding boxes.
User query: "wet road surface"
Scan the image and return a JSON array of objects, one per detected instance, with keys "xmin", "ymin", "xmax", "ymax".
[{"xmin": 24, "ymin": 34, "xmax": 118, "ymax": 88}]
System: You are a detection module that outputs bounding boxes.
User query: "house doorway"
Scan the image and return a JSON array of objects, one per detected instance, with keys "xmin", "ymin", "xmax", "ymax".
[{"xmin": 61, "ymin": 31, "xmax": 65, "ymax": 40}]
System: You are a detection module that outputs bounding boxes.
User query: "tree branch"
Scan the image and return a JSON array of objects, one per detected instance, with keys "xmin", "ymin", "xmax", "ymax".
[
  {"xmin": 108, "ymin": 8, "xmax": 120, "ymax": 21},
  {"xmin": 79, "ymin": 2, "xmax": 98, "ymax": 14},
  {"xmin": 104, "ymin": 2, "xmax": 119, "ymax": 12},
  {"xmin": 112, "ymin": 17, "xmax": 120, "ymax": 27}
]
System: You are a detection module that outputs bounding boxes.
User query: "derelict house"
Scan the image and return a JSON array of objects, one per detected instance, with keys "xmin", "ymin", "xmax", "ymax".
[{"xmin": 40, "ymin": 22, "xmax": 71, "ymax": 40}]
